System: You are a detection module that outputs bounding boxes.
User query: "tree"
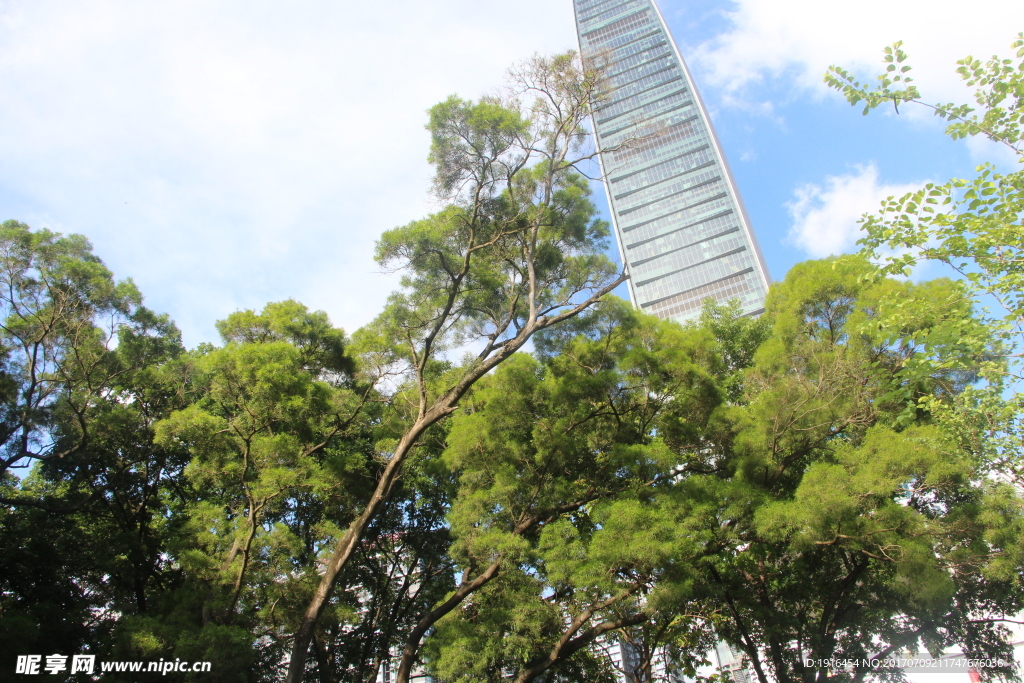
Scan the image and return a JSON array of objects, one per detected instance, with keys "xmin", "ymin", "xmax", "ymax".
[
  {"xmin": 284, "ymin": 51, "xmax": 627, "ymax": 682},
  {"xmin": 122, "ymin": 300, "xmax": 374, "ymax": 679},
  {"xmin": 408, "ymin": 257, "xmax": 1020, "ymax": 683},
  {"xmin": 0, "ymin": 220, "xmax": 188, "ymax": 668},
  {"xmin": 418, "ymin": 299, "xmax": 720, "ymax": 683},
  {"xmin": 824, "ymin": 35, "xmax": 1024, "ymax": 496},
  {"xmin": 679, "ymin": 258, "xmax": 1022, "ymax": 683},
  {"xmin": 0, "ymin": 220, "xmax": 177, "ymax": 486}
]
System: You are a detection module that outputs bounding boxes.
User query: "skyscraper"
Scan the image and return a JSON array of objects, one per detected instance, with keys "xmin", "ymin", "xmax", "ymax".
[{"xmin": 572, "ymin": 0, "xmax": 771, "ymax": 322}]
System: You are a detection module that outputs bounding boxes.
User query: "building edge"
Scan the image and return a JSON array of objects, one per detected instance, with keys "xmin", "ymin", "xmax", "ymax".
[
  {"xmin": 574, "ymin": 0, "xmax": 772, "ymax": 319},
  {"xmin": 646, "ymin": 0, "xmax": 772, "ymax": 289}
]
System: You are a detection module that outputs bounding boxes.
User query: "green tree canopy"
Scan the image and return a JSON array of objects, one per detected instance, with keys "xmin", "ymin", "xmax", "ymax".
[{"xmin": 284, "ymin": 51, "xmax": 627, "ymax": 682}]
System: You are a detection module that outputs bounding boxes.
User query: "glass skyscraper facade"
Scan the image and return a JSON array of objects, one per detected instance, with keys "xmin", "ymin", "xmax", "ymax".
[{"xmin": 573, "ymin": 0, "xmax": 771, "ymax": 322}]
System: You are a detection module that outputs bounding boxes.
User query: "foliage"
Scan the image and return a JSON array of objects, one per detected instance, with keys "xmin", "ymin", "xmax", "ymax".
[
  {"xmin": 284, "ymin": 51, "xmax": 626, "ymax": 683},
  {"xmin": 825, "ymin": 36, "xmax": 1024, "ymax": 497},
  {"xmin": 0, "ymin": 219, "xmax": 189, "ymax": 672},
  {"xmin": 422, "ymin": 299, "xmax": 721, "ymax": 682},
  {"xmin": 696, "ymin": 299, "xmax": 772, "ymax": 403},
  {"xmin": 3, "ymin": 40, "xmax": 1024, "ymax": 683},
  {"xmin": 0, "ymin": 219, "xmax": 179, "ymax": 482},
  {"xmin": 677, "ymin": 259, "xmax": 1022, "ymax": 683},
  {"xmin": 2, "ymin": 242, "xmax": 1021, "ymax": 682}
]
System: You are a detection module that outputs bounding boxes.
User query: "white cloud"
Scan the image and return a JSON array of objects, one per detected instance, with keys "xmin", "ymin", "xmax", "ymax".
[
  {"xmin": 965, "ymin": 135, "xmax": 1024, "ymax": 168},
  {"xmin": 7, "ymin": 0, "xmax": 1008, "ymax": 348},
  {"xmin": 0, "ymin": 0, "xmax": 577, "ymax": 346},
  {"xmin": 786, "ymin": 164, "xmax": 924, "ymax": 258},
  {"xmin": 686, "ymin": 0, "xmax": 1023, "ymax": 107}
]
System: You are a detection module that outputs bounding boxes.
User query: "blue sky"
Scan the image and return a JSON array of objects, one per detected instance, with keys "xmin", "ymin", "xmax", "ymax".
[
  {"xmin": 0, "ymin": 0, "xmax": 1020, "ymax": 346},
  {"xmin": 661, "ymin": 0, "xmax": 1022, "ymax": 281}
]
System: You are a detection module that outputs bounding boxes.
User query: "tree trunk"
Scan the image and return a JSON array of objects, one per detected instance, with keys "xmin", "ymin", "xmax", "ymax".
[{"xmin": 395, "ymin": 558, "xmax": 502, "ymax": 683}]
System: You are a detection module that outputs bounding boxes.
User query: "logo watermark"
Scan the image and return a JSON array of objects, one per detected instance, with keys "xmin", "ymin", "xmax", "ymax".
[{"xmin": 15, "ymin": 655, "xmax": 212, "ymax": 676}]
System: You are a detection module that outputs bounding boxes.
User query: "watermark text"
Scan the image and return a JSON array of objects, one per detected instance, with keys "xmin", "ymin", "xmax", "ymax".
[{"xmin": 15, "ymin": 655, "xmax": 212, "ymax": 676}]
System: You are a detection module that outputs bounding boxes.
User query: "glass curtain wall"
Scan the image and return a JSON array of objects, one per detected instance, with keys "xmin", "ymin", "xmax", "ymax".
[{"xmin": 573, "ymin": 0, "xmax": 771, "ymax": 322}]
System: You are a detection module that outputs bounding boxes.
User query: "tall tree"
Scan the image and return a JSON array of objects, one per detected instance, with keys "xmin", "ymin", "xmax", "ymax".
[
  {"xmin": 285, "ymin": 52, "xmax": 627, "ymax": 681},
  {"xmin": 120, "ymin": 300, "xmax": 374, "ymax": 679},
  {"xmin": 681, "ymin": 258, "xmax": 1022, "ymax": 683},
  {"xmin": 0, "ymin": 220, "xmax": 188, "ymax": 668},
  {"xmin": 0, "ymin": 220, "xmax": 176, "ymax": 486},
  {"xmin": 417, "ymin": 299, "xmax": 721, "ymax": 683}
]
